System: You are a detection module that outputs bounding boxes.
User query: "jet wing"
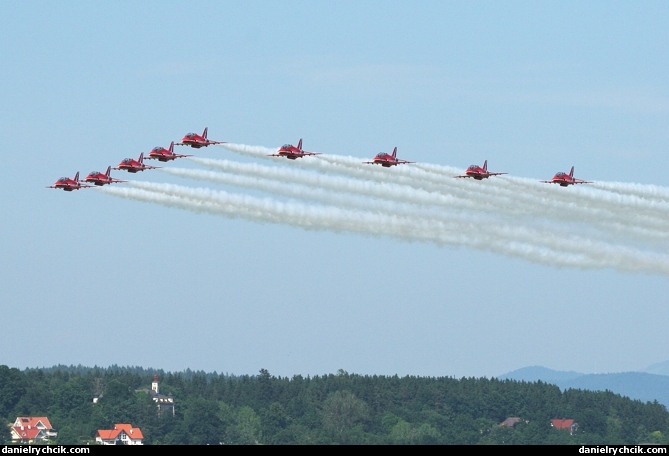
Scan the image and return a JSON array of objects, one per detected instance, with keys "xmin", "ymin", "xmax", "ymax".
[{"xmin": 46, "ymin": 184, "xmax": 92, "ymax": 189}]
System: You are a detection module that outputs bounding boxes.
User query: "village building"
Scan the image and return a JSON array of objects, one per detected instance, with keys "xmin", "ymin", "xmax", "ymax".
[
  {"xmin": 136, "ymin": 374, "xmax": 175, "ymax": 416},
  {"xmin": 95, "ymin": 424, "xmax": 143, "ymax": 445},
  {"xmin": 500, "ymin": 417, "xmax": 522, "ymax": 428},
  {"xmin": 11, "ymin": 417, "xmax": 57, "ymax": 443},
  {"xmin": 551, "ymin": 418, "xmax": 579, "ymax": 435}
]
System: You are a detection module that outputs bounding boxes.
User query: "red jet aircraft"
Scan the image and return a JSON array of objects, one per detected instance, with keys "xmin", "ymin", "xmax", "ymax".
[
  {"xmin": 146, "ymin": 141, "xmax": 192, "ymax": 162},
  {"xmin": 176, "ymin": 127, "xmax": 225, "ymax": 148},
  {"xmin": 268, "ymin": 139, "xmax": 321, "ymax": 160},
  {"xmin": 455, "ymin": 160, "xmax": 507, "ymax": 180},
  {"xmin": 47, "ymin": 172, "xmax": 91, "ymax": 191},
  {"xmin": 83, "ymin": 166, "xmax": 127, "ymax": 186},
  {"xmin": 364, "ymin": 147, "xmax": 414, "ymax": 167},
  {"xmin": 114, "ymin": 153, "xmax": 161, "ymax": 173},
  {"xmin": 541, "ymin": 166, "xmax": 592, "ymax": 187}
]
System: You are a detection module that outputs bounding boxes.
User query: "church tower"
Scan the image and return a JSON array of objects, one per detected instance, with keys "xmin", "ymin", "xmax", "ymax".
[{"xmin": 151, "ymin": 374, "xmax": 159, "ymax": 394}]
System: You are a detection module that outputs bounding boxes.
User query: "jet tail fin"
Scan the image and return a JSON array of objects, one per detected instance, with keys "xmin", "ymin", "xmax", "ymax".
[
  {"xmin": 139, "ymin": 152, "xmax": 144, "ymax": 163},
  {"xmin": 569, "ymin": 166, "xmax": 574, "ymax": 178},
  {"xmin": 74, "ymin": 172, "xmax": 79, "ymax": 181},
  {"xmin": 105, "ymin": 166, "xmax": 111, "ymax": 176},
  {"xmin": 483, "ymin": 160, "xmax": 488, "ymax": 171},
  {"xmin": 203, "ymin": 127, "xmax": 208, "ymax": 139},
  {"xmin": 169, "ymin": 141, "xmax": 174, "ymax": 153},
  {"xmin": 297, "ymin": 139, "xmax": 302, "ymax": 150},
  {"xmin": 392, "ymin": 147, "xmax": 397, "ymax": 158}
]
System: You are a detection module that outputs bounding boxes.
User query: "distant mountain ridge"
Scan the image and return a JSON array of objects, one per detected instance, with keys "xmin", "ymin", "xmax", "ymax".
[
  {"xmin": 645, "ymin": 360, "xmax": 669, "ymax": 376},
  {"xmin": 497, "ymin": 366, "xmax": 584, "ymax": 383},
  {"xmin": 498, "ymin": 364, "xmax": 669, "ymax": 408}
]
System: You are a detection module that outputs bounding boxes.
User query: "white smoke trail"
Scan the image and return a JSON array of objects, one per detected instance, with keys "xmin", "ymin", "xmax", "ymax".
[
  {"xmin": 161, "ymin": 166, "xmax": 585, "ymax": 253},
  {"xmin": 220, "ymin": 144, "xmax": 669, "ymax": 231},
  {"xmin": 299, "ymin": 147, "xmax": 669, "ymax": 225},
  {"xmin": 410, "ymin": 161, "xmax": 669, "ymax": 227},
  {"xmin": 180, "ymin": 158, "xmax": 669, "ymax": 245},
  {"xmin": 184, "ymin": 158, "xmax": 472, "ymax": 210},
  {"xmin": 218, "ymin": 143, "xmax": 278, "ymax": 160},
  {"xmin": 96, "ymin": 182, "xmax": 669, "ymax": 276},
  {"xmin": 160, "ymin": 166, "xmax": 466, "ymax": 219},
  {"xmin": 220, "ymin": 143, "xmax": 441, "ymax": 188},
  {"xmin": 317, "ymin": 153, "xmax": 669, "ymax": 225},
  {"xmin": 591, "ymin": 181, "xmax": 669, "ymax": 202}
]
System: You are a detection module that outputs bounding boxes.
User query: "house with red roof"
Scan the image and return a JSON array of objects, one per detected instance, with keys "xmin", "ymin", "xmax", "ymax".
[
  {"xmin": 11, "ymin": 417, "xmax": 57, "ymax": 443},
  {"xmin": 551, "ymin": 418, "xmax": 579, "ymax": 435},
  {"xmin": 95, "ymin": 423, "xmax": 144, "ymax": 445}
]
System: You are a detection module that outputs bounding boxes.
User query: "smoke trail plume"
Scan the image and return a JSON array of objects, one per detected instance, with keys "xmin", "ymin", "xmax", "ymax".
[
  {"xmin": 97, "ymin": 182, "xmax": 669, "ymax": 276},
  {"xmin": 178, "ymin": 159, "xmax": 669, "ymax": 246}
]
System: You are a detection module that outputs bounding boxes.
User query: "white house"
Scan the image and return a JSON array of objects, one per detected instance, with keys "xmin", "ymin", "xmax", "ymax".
[{"xmin": 95, "ymin": 424, "xmax": 144, "ymax": 445}]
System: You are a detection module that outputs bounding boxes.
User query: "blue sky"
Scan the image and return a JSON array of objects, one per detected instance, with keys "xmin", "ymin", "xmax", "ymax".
[{"xmin": 2, "ymin": 1, "xmax": 669, "ymax": 379}]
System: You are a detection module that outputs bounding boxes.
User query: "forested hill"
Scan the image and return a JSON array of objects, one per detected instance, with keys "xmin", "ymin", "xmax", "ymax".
[{"xmin": 1, "ymin": 365, "xmax": 668, "ymax": 445}]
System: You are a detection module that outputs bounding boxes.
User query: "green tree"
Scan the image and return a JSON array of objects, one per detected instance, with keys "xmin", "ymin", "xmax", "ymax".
[
  {"xmin": 381, "ymin": 412, "xmax": 401, "ymax": 433},
  {"xmin": 51, "ymin": 379, "xmax": 91, "ymax": 419},
  {"xmin": 183, "ymin": 397, "xmax": 223, "ymax": 445},
  {"xmin": 96, "ymin": 379, "xmax": 136, "ymax": 425},
  {"xmin": 15, "ymin": 381, "xmax": 51, "ymax": 416},
  {"xmin": 606, "ymin": 411, "xmax": 625, "ymax": 443},
  {"xmin": 55, "ymin": 426, "xmax": 79, "ymax": 445},
  {"xmin": 415, "ymin": 422, "xmax": 440, "ymax": 444},
  {"xmin": 645, "ymin": 430, "xmax": 667, "ymax": 445},
  {"xmin": 390, "ymin": 419, "xmax": 415, "ymax": 444},
  {"xmin": 321, "ymin": 390, "xmax": 369, "ymax": 444},
  {"xmin": 0, "ymin": 420, "xmax": 11, "ymax": 444},
  {"xmin": 480, "ymin": 425, "xmax": 514, "ymax": 445},
  {"xmin": 0, "ymin": 365, "xmax": 24, "ymax": 418},
  {"xmin": 233, "ymin": 406, "xmax": 262, "ymax": 444},
  {"xmin": 262, "ymin": 402, "xmax": 291, "ymax": 444}
]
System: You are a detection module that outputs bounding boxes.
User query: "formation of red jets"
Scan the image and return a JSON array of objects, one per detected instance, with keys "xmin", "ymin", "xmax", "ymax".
[
  {"xmin": 48, "ymin": 128, "xmax": 593, "ymax": 191},
  {"xmin": 264, "ymin": 140, "xmax": 593, "ymax": 185},
  {"xmin": 47, "ymin": 128, "xmax": 225, "ymax": 191}
]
